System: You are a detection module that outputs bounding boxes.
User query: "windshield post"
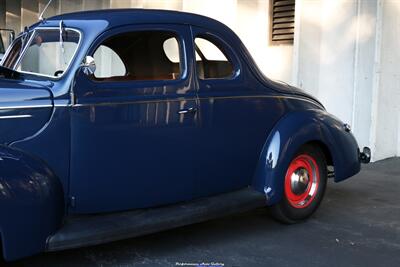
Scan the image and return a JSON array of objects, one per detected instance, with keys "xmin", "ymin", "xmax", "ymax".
[
  {"xmin": 20, "ymin": 27, "xmax": 29, "ymax": 56},
  {"xmin": 59, "ymin": 21, "xmax": 67, "ymax": 65}
]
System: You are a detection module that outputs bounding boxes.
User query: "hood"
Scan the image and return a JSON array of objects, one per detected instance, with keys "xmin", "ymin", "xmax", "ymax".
[{"xmin": 0, "ymin": 78, "xmax": 54, "ymax": 144}]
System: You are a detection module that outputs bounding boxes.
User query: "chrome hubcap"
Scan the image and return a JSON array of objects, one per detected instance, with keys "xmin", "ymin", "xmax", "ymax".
[{"xmin": 290, "ymin": 168, "xmax": 310, "ymax": 195}]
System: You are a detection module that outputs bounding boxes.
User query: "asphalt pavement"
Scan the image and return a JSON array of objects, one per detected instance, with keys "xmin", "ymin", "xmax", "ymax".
[{"xmin": 3, "ymin": 158, "xmax": 400, "ymax": 267}]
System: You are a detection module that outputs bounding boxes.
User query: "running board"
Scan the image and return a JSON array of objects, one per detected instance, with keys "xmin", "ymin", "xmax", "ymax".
[{"xmin": 46, "ymin": 188, "xmax": 266, "ymax": 251}]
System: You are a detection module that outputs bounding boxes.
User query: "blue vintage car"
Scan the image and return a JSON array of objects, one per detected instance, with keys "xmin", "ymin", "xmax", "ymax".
[{"xmin": 0, "ymin": 9, "xmax": 370, "ymax": 261}]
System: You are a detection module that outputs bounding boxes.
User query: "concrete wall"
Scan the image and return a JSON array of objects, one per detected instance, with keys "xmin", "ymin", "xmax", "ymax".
[
  {"xmin": 295, "ymin": 0, "xmax": 373, "ymax": 147},
  {"xmin": 374, "ymin": 0, "xmax": 400, "ymax": 160},
  {"xmin": 294, "ymin": 0, "xmax": 400, "ymax": 161}
]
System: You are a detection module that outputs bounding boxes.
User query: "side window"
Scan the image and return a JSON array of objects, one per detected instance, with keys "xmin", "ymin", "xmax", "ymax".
[
  {"xmin": 92, "ymin": 31, "xmax": 181, "ymax": 82},
  {"xmin": 194, "ymin": 37, "xmax": 234, "ymax": 79},
  {"xmin": 94, "ymin": 45, "xmax": 126, "ymax": 78}
]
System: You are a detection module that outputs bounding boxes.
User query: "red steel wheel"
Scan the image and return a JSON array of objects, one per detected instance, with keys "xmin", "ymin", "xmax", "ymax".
[
  {"xmin": 269, "ymin": 144, "xmax": 327, "ymax": 224},
  {"xmin": 284, "ymin": 154, "xmax": 320, "ymax": 209}
]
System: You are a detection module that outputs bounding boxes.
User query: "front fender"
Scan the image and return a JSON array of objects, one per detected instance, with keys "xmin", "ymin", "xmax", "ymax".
[
  {"xmin": 252, "ymin": 109, "xmax": 361, "ymax": 205},
  {"xmin": 0, "ymin": 145, "xmax": 64, "ymax": 261}
]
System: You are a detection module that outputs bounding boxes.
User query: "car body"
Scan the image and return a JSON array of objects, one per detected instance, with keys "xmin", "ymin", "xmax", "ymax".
[{"xmin": 0, "ymin": 9, "xmax": 370, "ymax": 261}]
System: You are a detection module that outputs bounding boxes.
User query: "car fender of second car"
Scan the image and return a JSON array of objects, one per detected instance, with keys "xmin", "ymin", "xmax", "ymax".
[
  {"xmin": 0, "ymin": 17, "xmax": 109, "ymax": 261},
  {"xmin": 252, "ymin": 108, "xmax": 361, "ymax": 205},
  {"xmin": 0, "ymin": 145, "xmax": 64, "ymax": 261},
  {"xmin": 0, "ymin": 78, "xmax": 54, "ymax": 144},
  {"xmin": 0, "ymin": 70, "xmax": 65, "ymax": 261}
]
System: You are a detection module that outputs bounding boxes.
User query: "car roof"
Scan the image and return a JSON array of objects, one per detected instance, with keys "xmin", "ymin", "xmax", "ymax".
[{"xmin": 48, "ymin": 9, "xmax": 232, "ymax": 33}]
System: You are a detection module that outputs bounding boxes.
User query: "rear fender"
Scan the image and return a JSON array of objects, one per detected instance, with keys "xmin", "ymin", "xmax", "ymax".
[
  {"xmin": 252, "ymin": 109, "xmax": 360, "ymax": 205},
  {"xmin": 0, "ymin": 145, "xmax": 64, "ymax": 261}
]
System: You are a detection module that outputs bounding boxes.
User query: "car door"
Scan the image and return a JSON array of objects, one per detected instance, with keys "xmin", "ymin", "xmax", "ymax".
[
  {"xmin": 191, "ymin": 27, "xmax": 284, "ymax": 198},
  {"xmin": 69, "ymin": 24, "xmax": 199, "ymax": 213}
]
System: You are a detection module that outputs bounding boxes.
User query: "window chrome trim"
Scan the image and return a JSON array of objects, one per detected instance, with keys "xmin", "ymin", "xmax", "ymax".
[
  {"xmin": 0, "ymin": 31, "xmax": 30, "ymax": 66},
  {"xmin": 12, "ymin": 31, "xmax": 36, "ymax": 69},
  {"xmin": 90, "ymin": 29, "xmax": 186, "ymax": 83},
  {"xmin": 193, "ymin": 33, "xmax": 242, "ymax": 82},
  {"xmin": 10, "ymin": 27, "xmax": 83, "ymax": 80}
]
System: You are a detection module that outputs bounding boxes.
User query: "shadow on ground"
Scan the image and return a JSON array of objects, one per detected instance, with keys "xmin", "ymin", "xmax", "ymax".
[{"xmin": 3, "ymin": 158, "xmax": 400, "ymax": 267}]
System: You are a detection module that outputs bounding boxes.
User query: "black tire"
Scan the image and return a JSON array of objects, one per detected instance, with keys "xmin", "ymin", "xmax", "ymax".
[{"xmin": 269, "ymin": 144, "xmax": 327, "ymax": 224}]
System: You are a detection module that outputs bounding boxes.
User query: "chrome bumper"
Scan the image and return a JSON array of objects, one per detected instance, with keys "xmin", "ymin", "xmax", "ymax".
[{"xmin": 360, "ymin": 147, "xmax": 371, "ymax": 164}]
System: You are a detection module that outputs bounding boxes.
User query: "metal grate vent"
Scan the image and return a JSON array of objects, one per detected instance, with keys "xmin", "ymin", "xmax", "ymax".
[{"xmin": 270, "ymin": 0, "xmax": 295, "ymax": 44}]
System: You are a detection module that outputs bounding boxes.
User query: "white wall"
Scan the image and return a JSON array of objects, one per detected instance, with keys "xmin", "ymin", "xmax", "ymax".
[
  {"xmin": 236, "ymin": 0, "xmax": 293, "ymax": 82},
  {"xmin": 373, "ymin": 0, "xmax": 400, "ymax": 160},
  {"xmin": 294, "ymin": 0, "xmax": 400, "ymax": 161},
  {"xmin": 296, "ymin": 0, "xmax": 358, "ymax": 123},
  {"xmin": 352, "ymin": 0, "xmax": 378, "ymax": 155},
  {"xmin": 296, "ymin": 0, "xmax": 367, "ymax": 154}
]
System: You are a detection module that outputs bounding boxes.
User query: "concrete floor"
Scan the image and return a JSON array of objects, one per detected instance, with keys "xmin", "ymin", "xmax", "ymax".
[{"xmin": 3, "ymin": 158, "xmax": 400, "ymax": 267}]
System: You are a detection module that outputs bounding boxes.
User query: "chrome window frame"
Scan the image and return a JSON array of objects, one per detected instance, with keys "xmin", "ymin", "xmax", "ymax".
[
  {"xmin": 89, "ymin": 29, "xmax": 186, "ymax": 83},
  {"xmin": 0, "ymin": 30, "xmax": 32, "ymax": 67},
  {"xmin": 2, "ymin": 27, "xmax": 83, "ymax": 80}
]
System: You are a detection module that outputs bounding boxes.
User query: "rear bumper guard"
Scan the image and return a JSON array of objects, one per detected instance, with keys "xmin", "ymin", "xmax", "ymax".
[{"xmin": 359, "ymin": 147, "xmax": 371, "ymax": 164}]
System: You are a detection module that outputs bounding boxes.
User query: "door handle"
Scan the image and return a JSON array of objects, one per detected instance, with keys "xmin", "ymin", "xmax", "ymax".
[{"xmin": 177, "ymin": 107, "xmax": 197, "ymax": 115}]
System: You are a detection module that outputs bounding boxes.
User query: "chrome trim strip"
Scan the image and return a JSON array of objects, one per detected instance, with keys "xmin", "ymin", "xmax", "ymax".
[
  {"xmin": 0, "ymin": 104, "xmax": 52, "ymax": 110},
  {"xmin": 0, "ymin": 95, "xmax": 320, "ymax": 111},
  {"xmin": 73, "ymin": 97, "xmax": 197, "ymax": 107},
  {"xmin": 54, "ymin": 104, "xmax": 72, "ymax": 107},
  {"xmin": 0, "ymin": 114, "xmax": 32, "ymax": 119},
  {"xmin": 9, "ymin": 101, "xmax": 57, "ymax": 146},
  {"xmin": 72, "ymin": 95, "xmax": 322, "ymax": 108},
  {"xmin": 54, "ymin": 99, "xmax": 71, "ymax": 107}
]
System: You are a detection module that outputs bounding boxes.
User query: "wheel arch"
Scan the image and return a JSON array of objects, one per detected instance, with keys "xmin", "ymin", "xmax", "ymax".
[
  {"xmin": 0, "ymin": 145, "xmax": 65, "ymax": 261},
  {"xmin": 304, "ymin": 140, "xmax": 333, "ymax": 167},
  {"xmin": 252, "ymin": 109, "xmax": 360, "ymax": 205}
]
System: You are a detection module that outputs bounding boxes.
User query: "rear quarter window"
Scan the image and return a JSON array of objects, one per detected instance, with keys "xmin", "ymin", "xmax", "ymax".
[{"xmin": 194, "ymin": 37, "xmax": 234, "ymax": 80}]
